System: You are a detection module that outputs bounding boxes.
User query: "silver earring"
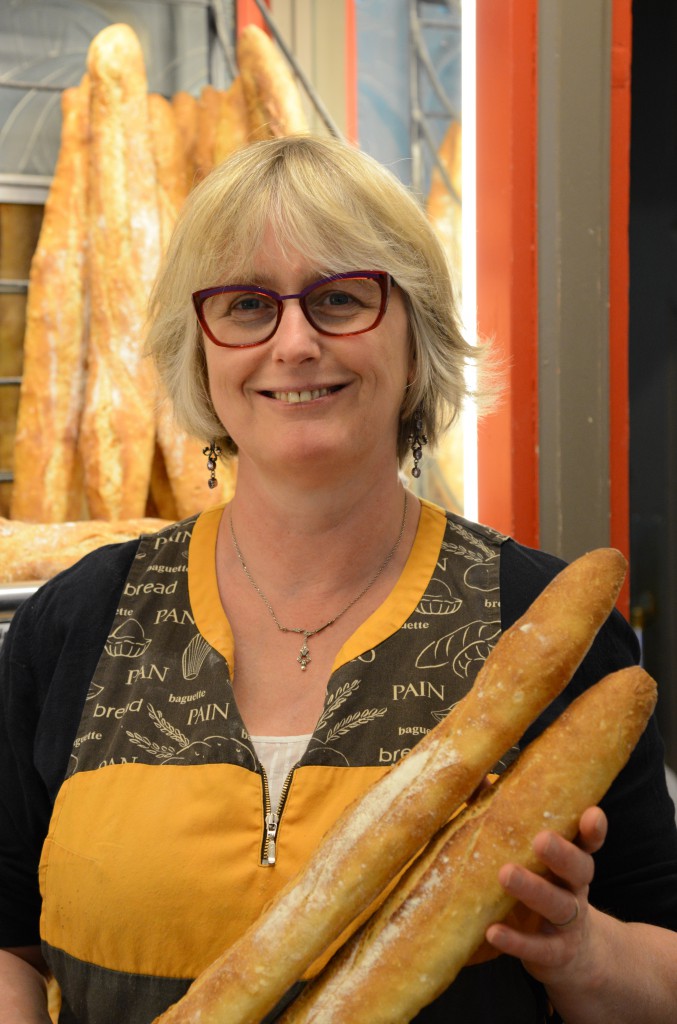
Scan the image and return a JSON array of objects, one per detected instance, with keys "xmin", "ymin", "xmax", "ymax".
[
  {"xmin": 409, "ymin": 412, "xmax": 427, "ymax": 479},
  {"xmin": 203, "ymin": 440, "xmax": 222, "ymax": 489}
]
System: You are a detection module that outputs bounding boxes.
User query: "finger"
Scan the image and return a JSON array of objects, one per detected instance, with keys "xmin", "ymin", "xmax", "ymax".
[
  {"xmin": 577, "ymin": 805, "xmax": 607, "ymax": 853},
  {"xmin": 531, "ymin": 830, "xmax": 596, "ymax": 890},
  {"xmin": 497, "ymin": 863, "xmax": 584, "ymax": 930},
  {"xmin": 486, "ymin": 919, "xmax": 571, "ymax": 968}
]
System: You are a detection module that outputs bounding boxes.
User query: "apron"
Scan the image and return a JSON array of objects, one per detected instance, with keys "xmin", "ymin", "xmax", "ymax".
[{"xmin": 37, "ymin": 501, "xmax": 546, "ymax": 1024}]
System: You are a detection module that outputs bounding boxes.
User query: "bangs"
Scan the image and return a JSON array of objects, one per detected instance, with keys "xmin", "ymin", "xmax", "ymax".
[{"xmin": 193, "ymin": 142, "xmax": 421, "ymax": 288}]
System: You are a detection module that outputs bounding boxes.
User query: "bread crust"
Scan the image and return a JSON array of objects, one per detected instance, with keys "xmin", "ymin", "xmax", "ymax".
[
  {"xmin": 153, "ymin": 547, "xmax": 627, "ymax": 1024},
  {"xmin": 236, "ymin": 25, "xmax": 308, "ymax": 141},
  {"xmin": 171, "ymin": 91, "xmax": 199, "ymax": 191},
  {"xmin": 11, "ymin": 77, "xmax": 90, "ymax": 523},
  {"xmin": 148, "ymin": 93, "xmax": 190, "ymax": 247},
  {"xmin": 79, "ymin": 24, "xmax": 161, "ymax": 519},
  {"xmin": 0, "ymin": 516, "xmax": 171, "ymax": 583},
  {"xmin": 282, "ymin": 665, "xmax": 657, "ymax": 1023},
  {"xmin": 147, "ymin": 92, "xmax": 236, "ymax": 517},
  {"xmin": 194, "ymin": 85, "xmax": 226, "ymax": 181},
  {"xmin": 213, "ymin": 77, "xmax": 250, "ymax": 165}
]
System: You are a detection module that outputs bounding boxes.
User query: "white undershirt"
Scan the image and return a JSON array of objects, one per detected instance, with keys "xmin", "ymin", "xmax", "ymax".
[{"xmin": 250, "ymin": 733, "xmax": 312, "ymax": 810}]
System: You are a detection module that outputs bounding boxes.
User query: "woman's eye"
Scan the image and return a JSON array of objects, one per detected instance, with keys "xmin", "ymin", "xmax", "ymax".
[
  {"xmin": 326, "ymin": 291, "xmax": 354, "ymax": 306},
  {"xmin": 313, "ymin": 289, "xmax": 360, "ymax": 310},
  {"xmin": 227, "ymin": 293, "xmax": 277, "ymax": 320},
  {"xmin": 232, "ymin": 295, "xmax": 266, "ymax": 312}
]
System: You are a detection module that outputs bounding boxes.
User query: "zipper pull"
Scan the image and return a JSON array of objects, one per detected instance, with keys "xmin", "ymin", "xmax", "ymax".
[{"xmin": 264, "ymin": 810, "xmax": 278, "ymax": 866}]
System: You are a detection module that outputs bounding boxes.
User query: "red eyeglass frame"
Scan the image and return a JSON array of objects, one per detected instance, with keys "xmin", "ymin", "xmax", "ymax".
[{"xmin": 192, "ymin": 271, "xmax": 394, "ymax": 348}]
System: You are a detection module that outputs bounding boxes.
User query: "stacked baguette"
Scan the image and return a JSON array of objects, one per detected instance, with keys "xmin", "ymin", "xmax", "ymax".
[
  {"xmin": 0, "ymin": 516, "xmax": 171, "ymax": 584},
  {"xmin": 153, "ymin": 547, "xmax": 634, "ymax": 1024},
  {"xmin": 280, "ymin": 664, "xmax": 656, "ymax": 1023},
  {"xmin": 7, "ymin": 22, "xmax": 307, "ymax": 576},
  {"xmin": 79, "ymin": 24, "xmax": 160, "ymax": 520},
  {"xmin": 237, "ymin": 25, "xmax": 309, "ymax": 141},
  {"xmin": 11, "ymin": 76, "xmax": 90, "ymax": 523}
]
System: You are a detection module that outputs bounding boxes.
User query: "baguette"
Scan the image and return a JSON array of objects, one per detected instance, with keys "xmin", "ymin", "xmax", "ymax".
[
  {"xmin": 194, "ymin": 82, "xmax": 249, "ymax": 182},
  {"xmin": 11, "ymin": 77, "xmax": 90, "ymax": 523},
  {"xmin": 236, "ymin": 24, "xmax": 308, "ymax": 141},
  {"xmin": 147, "ymin": 92, "xmax": 237, "ymax": 517},
  {"xmin": 153, "ymin": 410, "xmax": 237, "ymax": 519},
  {"xmin": 0, "ymin": 516, "xmax": 171, "ymax": 583},
  {"xmin": 79, "ymin": 23, "xmax": 161, "ymax": 519},
  {"xmin": 148, "ymin": 443, "xmax": 179, "ymax": 522},
  {"xmin": 171, "ymin": 91, "xmax": 199, "ymax": 191},
  {"xmin": 194, "ymin": 85, "xmax": 226, "ymax": 181},
  {"xmin": 153, "ymin": 547, "xmax": 627, "ymax": 1024},
  {"xmin": 148, "ymin": 92, "xmax": 190, "ymax": 248},
  {"xmin": 213, "ymin": 77, "xmax": 250, "ymax": 165},
  {"xmin": 282, "ymin": 666, "xmax": 657, "ymax": 1023}
]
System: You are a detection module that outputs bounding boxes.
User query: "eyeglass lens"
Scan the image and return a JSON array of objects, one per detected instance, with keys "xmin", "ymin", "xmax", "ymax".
[{"xmin": 198, "ymin": 275, "xmax": 386, "ymax": 347}]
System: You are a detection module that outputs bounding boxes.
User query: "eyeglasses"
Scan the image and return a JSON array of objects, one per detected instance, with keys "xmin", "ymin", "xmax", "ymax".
[{"xmin": 192, "ymin": 271, "xmax": 393, "ymax": 348}]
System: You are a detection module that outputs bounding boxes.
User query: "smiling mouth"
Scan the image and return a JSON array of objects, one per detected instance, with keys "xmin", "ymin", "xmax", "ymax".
[{"xmin": 263, "ymin": 385, "xmax": 345, "ymax": 404}]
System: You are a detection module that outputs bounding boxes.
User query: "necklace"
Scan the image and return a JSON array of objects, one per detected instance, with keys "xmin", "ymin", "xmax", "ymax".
[{"xmin": 229, "ymin": 491, "xmax": 409, "ymax": 671}]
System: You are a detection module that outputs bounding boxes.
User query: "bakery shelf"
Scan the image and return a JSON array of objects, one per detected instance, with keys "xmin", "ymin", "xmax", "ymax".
[
  {"xmin": 0, "ymin": 582, "xmax": 39, "ymax": 610},
  {"xmin": 0, "ymin": 279, "xmax": 27, "ymax": 294}
]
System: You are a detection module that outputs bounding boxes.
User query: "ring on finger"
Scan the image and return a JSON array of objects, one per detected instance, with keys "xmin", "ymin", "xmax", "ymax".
[{"xmin": 553, "ymin": 895, "xmax": 580, "ymax": 928}]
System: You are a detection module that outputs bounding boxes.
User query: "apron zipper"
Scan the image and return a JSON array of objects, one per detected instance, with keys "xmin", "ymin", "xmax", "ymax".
[{"xmin": 260, "ymin": 764, "xmax": 297, "ymax": 867}]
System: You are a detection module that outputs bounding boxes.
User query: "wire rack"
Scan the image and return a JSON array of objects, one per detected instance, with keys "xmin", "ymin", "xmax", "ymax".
[{"xmin": 409, "ymin": 0, "xmax": 461, "ymax": 198}]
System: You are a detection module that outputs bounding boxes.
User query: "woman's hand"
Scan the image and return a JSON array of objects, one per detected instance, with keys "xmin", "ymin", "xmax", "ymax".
[
  {"xmin": 485, "ymin": 805, "xmax": 677, "ymax": 1022},
  {"xmin": 485, "ymin": 806, "xmax": 607, "ymax": 989}
]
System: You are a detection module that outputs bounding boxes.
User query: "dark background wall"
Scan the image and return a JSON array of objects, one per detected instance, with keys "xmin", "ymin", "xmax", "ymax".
[{"xmin": 629, "ymin": 1, "xmax": 677, "ymax": 769}]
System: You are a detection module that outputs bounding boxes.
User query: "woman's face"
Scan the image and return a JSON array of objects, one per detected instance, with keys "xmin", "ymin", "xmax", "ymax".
[{"xmin": 202, "ymin": 225, "xmax": 413, "ymax": 486}]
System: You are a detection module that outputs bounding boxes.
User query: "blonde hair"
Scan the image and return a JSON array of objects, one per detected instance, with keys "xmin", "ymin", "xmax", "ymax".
[{"xmin": 146, "ymin": 133, "xmax": 485, "ymax": 462}]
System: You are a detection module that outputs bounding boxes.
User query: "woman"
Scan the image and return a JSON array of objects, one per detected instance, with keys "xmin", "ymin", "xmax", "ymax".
[{"xmin": 1, "ymin": 135, "xmax": 676, "ymax": 1024}]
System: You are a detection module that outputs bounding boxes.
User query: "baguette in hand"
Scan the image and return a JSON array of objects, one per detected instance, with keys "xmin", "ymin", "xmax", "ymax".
[
  {"xmin": 281, "ymin": 665, "xmax": 657, "ymax": 1023},
  {"xmin": 153, "ymin": 547, "xmax": 627, "ymax": 1024}
]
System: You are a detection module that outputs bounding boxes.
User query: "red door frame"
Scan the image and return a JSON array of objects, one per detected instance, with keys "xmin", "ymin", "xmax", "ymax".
[
  {"xmin": 235, "ymin": 0, "xmax": 269, "ymax": 34},
  {"xmin": 475, "ymin": 0, "xmax": 540, "ymax": 547},
  {"xmin": 475, "ymin": 0, "xmax": 631, "ymax": 617}
]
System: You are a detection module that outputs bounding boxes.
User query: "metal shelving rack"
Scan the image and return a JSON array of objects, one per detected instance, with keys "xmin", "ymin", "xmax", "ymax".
[{"xmin": 409, "ymin": 0, "xmax": 461, "ymax": 200}]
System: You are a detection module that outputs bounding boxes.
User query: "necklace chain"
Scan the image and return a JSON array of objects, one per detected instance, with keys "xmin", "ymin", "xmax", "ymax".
[{"xmin": 229, "ymin": 492, "xmax": 409, "ymax": 671}]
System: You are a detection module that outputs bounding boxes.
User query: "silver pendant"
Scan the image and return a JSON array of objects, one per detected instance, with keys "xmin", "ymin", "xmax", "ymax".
[{"xmin": 297, "ymin": 640, "xmax": 311, "ymax": 671}]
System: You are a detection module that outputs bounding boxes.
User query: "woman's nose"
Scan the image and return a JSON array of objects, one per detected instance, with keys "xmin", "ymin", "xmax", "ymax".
[{"xmin": 270, "ymin": 299, "xmax": 321, "ymax": 361}]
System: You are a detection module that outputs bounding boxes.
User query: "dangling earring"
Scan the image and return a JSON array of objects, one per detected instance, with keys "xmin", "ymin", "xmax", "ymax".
[
  {"xmin": 203, "ymin": 440, "xmax": 222, "ymax": 489},
  {"xmin": 408, "ymin": 411, "xmax": 427, "ymax": 479}
]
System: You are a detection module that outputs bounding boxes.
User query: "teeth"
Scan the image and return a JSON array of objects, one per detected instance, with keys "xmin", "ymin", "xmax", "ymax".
[{"xmin": 271, "ymin": 388, "xmax": 332, "ymax": 403}]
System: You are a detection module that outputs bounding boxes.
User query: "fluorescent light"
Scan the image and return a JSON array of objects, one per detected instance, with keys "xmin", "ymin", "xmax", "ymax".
[{"xmin": 461, "ymin": 0, "xmax": 478, "ymax": 521}]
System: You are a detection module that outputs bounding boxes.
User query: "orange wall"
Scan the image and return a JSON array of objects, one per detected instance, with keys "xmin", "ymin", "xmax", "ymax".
[
  {"xmin": 476, "ymin": 0, "xmax": 631, "ymax": 616},
  {"xmin": 476, "ymin": 0, "xmax": 539, "ymax": 546},
  {"xmin": 235, "ymin": 0, "xmax": 269, "ymax": 34}
]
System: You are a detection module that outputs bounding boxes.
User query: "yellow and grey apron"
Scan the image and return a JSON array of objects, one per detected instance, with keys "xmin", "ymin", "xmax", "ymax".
[{"xmin": 40, "ymin": 500, "xmax": 511, "ymax": 1024}]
